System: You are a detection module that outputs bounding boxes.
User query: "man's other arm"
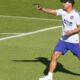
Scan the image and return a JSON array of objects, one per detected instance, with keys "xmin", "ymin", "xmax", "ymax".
[{"xmin": 34, "ymin": 4, "xmax": 57, "ymax": 16}]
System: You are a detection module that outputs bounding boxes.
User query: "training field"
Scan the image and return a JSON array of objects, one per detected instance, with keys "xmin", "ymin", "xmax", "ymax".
[{"xmin": 0, "ymin": 0, "xmax": 80, "ymax": 80}]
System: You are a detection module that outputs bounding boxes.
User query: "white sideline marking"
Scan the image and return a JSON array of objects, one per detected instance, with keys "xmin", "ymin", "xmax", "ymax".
[
  {"xmin": 0, "ymin": 26, "xmax": 61, "ymax": 41},
  {"xmin": 0, "ymin": 15, "xmax": 61, "ymax": 21}
]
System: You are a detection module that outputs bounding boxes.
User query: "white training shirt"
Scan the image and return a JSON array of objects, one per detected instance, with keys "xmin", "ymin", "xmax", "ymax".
[{"xmin": 56, "ymin": 9, "xmax": 80, "ymax": 43}]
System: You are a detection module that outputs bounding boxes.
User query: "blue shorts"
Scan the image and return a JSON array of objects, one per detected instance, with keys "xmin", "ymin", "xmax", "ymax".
[{"xmin": 54, "ymin": 40, "xmax": 80, "ymax": 58}]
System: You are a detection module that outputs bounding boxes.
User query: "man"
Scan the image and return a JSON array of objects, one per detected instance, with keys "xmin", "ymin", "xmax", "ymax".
[{"xmin": 34, "ymin": 0, "xmax": 80, "ymax": 80}]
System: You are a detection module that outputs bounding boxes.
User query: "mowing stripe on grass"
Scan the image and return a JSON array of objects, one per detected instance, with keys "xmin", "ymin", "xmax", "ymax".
[
  {"xmin": 0, "ymin": 26, "xmax": 61, "ymax": 41},
  {"xmin": 0, "ymin": 15, "xmax": 61, "ymax": 21},
  {"xmin": 0, "ymin": 33, "xmax": 22, "ymax": 34}
]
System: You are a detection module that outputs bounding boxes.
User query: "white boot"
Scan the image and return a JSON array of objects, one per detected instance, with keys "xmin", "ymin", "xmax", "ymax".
[{"xmin": 39, "ymin": 76, "xmax": 53, "ymax": 80}]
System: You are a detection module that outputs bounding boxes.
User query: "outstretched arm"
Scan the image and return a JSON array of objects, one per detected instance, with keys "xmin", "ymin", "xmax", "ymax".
[{"xmin": 34, "ymin": 4, "xmax": 57, "ymax": 16}]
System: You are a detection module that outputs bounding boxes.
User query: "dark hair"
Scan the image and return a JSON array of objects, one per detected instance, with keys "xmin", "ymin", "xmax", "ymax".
[{"xmin": 60, "ymin": 0, "xmax": 75, "ymax": 5}]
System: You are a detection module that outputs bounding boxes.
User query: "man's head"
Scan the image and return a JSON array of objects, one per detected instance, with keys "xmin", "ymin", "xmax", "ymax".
[{"xmin": 60, "ymin": 0, "xmax": 75, "ymax": 10}]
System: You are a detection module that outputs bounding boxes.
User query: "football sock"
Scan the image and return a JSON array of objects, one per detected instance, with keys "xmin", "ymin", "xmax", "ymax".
[{"xmin": 47, "ymin": 72, "xmax": 53, "ymax": 78}]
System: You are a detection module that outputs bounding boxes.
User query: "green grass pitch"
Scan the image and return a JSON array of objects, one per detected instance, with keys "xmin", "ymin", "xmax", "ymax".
[{"xmin": 0, "ymin": 0, "xmax": 80, "ymax": 80}]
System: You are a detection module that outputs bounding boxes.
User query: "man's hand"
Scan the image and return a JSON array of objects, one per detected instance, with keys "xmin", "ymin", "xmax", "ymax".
[
  {"xmin": 65, "ymin": 30, "xmax": 72, "ymax": 36},
  {"xmin": 65, "ymin": 26, "xmax": 80, "ymax": 36},
  {"xmin": 34, "ymin": 4, "xmax": 43, "ymax": 10}
]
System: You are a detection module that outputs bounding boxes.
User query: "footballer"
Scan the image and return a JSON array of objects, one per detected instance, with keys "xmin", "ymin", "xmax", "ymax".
[{"xmin": 34, "ymin": 0, "xmax": 80, "ymax": 80}]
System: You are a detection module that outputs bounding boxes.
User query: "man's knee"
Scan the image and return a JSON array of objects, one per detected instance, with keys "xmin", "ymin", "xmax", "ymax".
[{"xmin": 51, "ymin": 52, "xmax": 62, "ymax": 61}]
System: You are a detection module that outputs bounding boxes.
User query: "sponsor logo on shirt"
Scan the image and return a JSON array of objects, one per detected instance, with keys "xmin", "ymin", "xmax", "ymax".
[{"xmin": 63, "ymin": 19, "xmax": 72, "ymax": 26}]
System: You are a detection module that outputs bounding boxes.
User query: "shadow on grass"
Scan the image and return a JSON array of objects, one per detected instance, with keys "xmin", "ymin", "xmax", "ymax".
[{"xmin": 12, "ymin": 57, "xmax": 80, "ymax": 76}]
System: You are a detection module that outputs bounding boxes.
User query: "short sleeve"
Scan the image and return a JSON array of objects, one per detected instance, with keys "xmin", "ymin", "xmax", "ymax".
[
  {"xmin": 56, "ymin": 9, "xmax": 63, "ymax": 16},
  {"xmin": 76, "ymin": 13, "xmax": 80, "ymax": 25}
]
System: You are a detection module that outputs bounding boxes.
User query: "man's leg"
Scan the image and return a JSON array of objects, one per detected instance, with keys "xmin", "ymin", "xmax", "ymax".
[
  {"xmin": 68, "ymin": 43, "xmax": 80, "ymax": 61},
  {"xmin": 39, "ymin": 51, "xmax": 62, "ymax": 80},
  {"xmin": 49, "ymin": 51, "xmax": 62, "ymax": 72},
  {"xmin": 39, "ymin": 40, "xmax": 67, "ymax": 80}
]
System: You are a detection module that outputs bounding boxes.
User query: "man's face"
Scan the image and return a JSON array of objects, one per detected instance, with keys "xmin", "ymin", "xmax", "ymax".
[{"xmin": 62, "ymin": 2, "xmax": 72, "ymax": 9}]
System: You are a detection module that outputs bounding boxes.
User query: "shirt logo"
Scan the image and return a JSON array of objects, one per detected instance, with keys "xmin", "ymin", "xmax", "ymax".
[{"xmin": 70, "ymin": 16, "xmax": 74, "ymax": 20}]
